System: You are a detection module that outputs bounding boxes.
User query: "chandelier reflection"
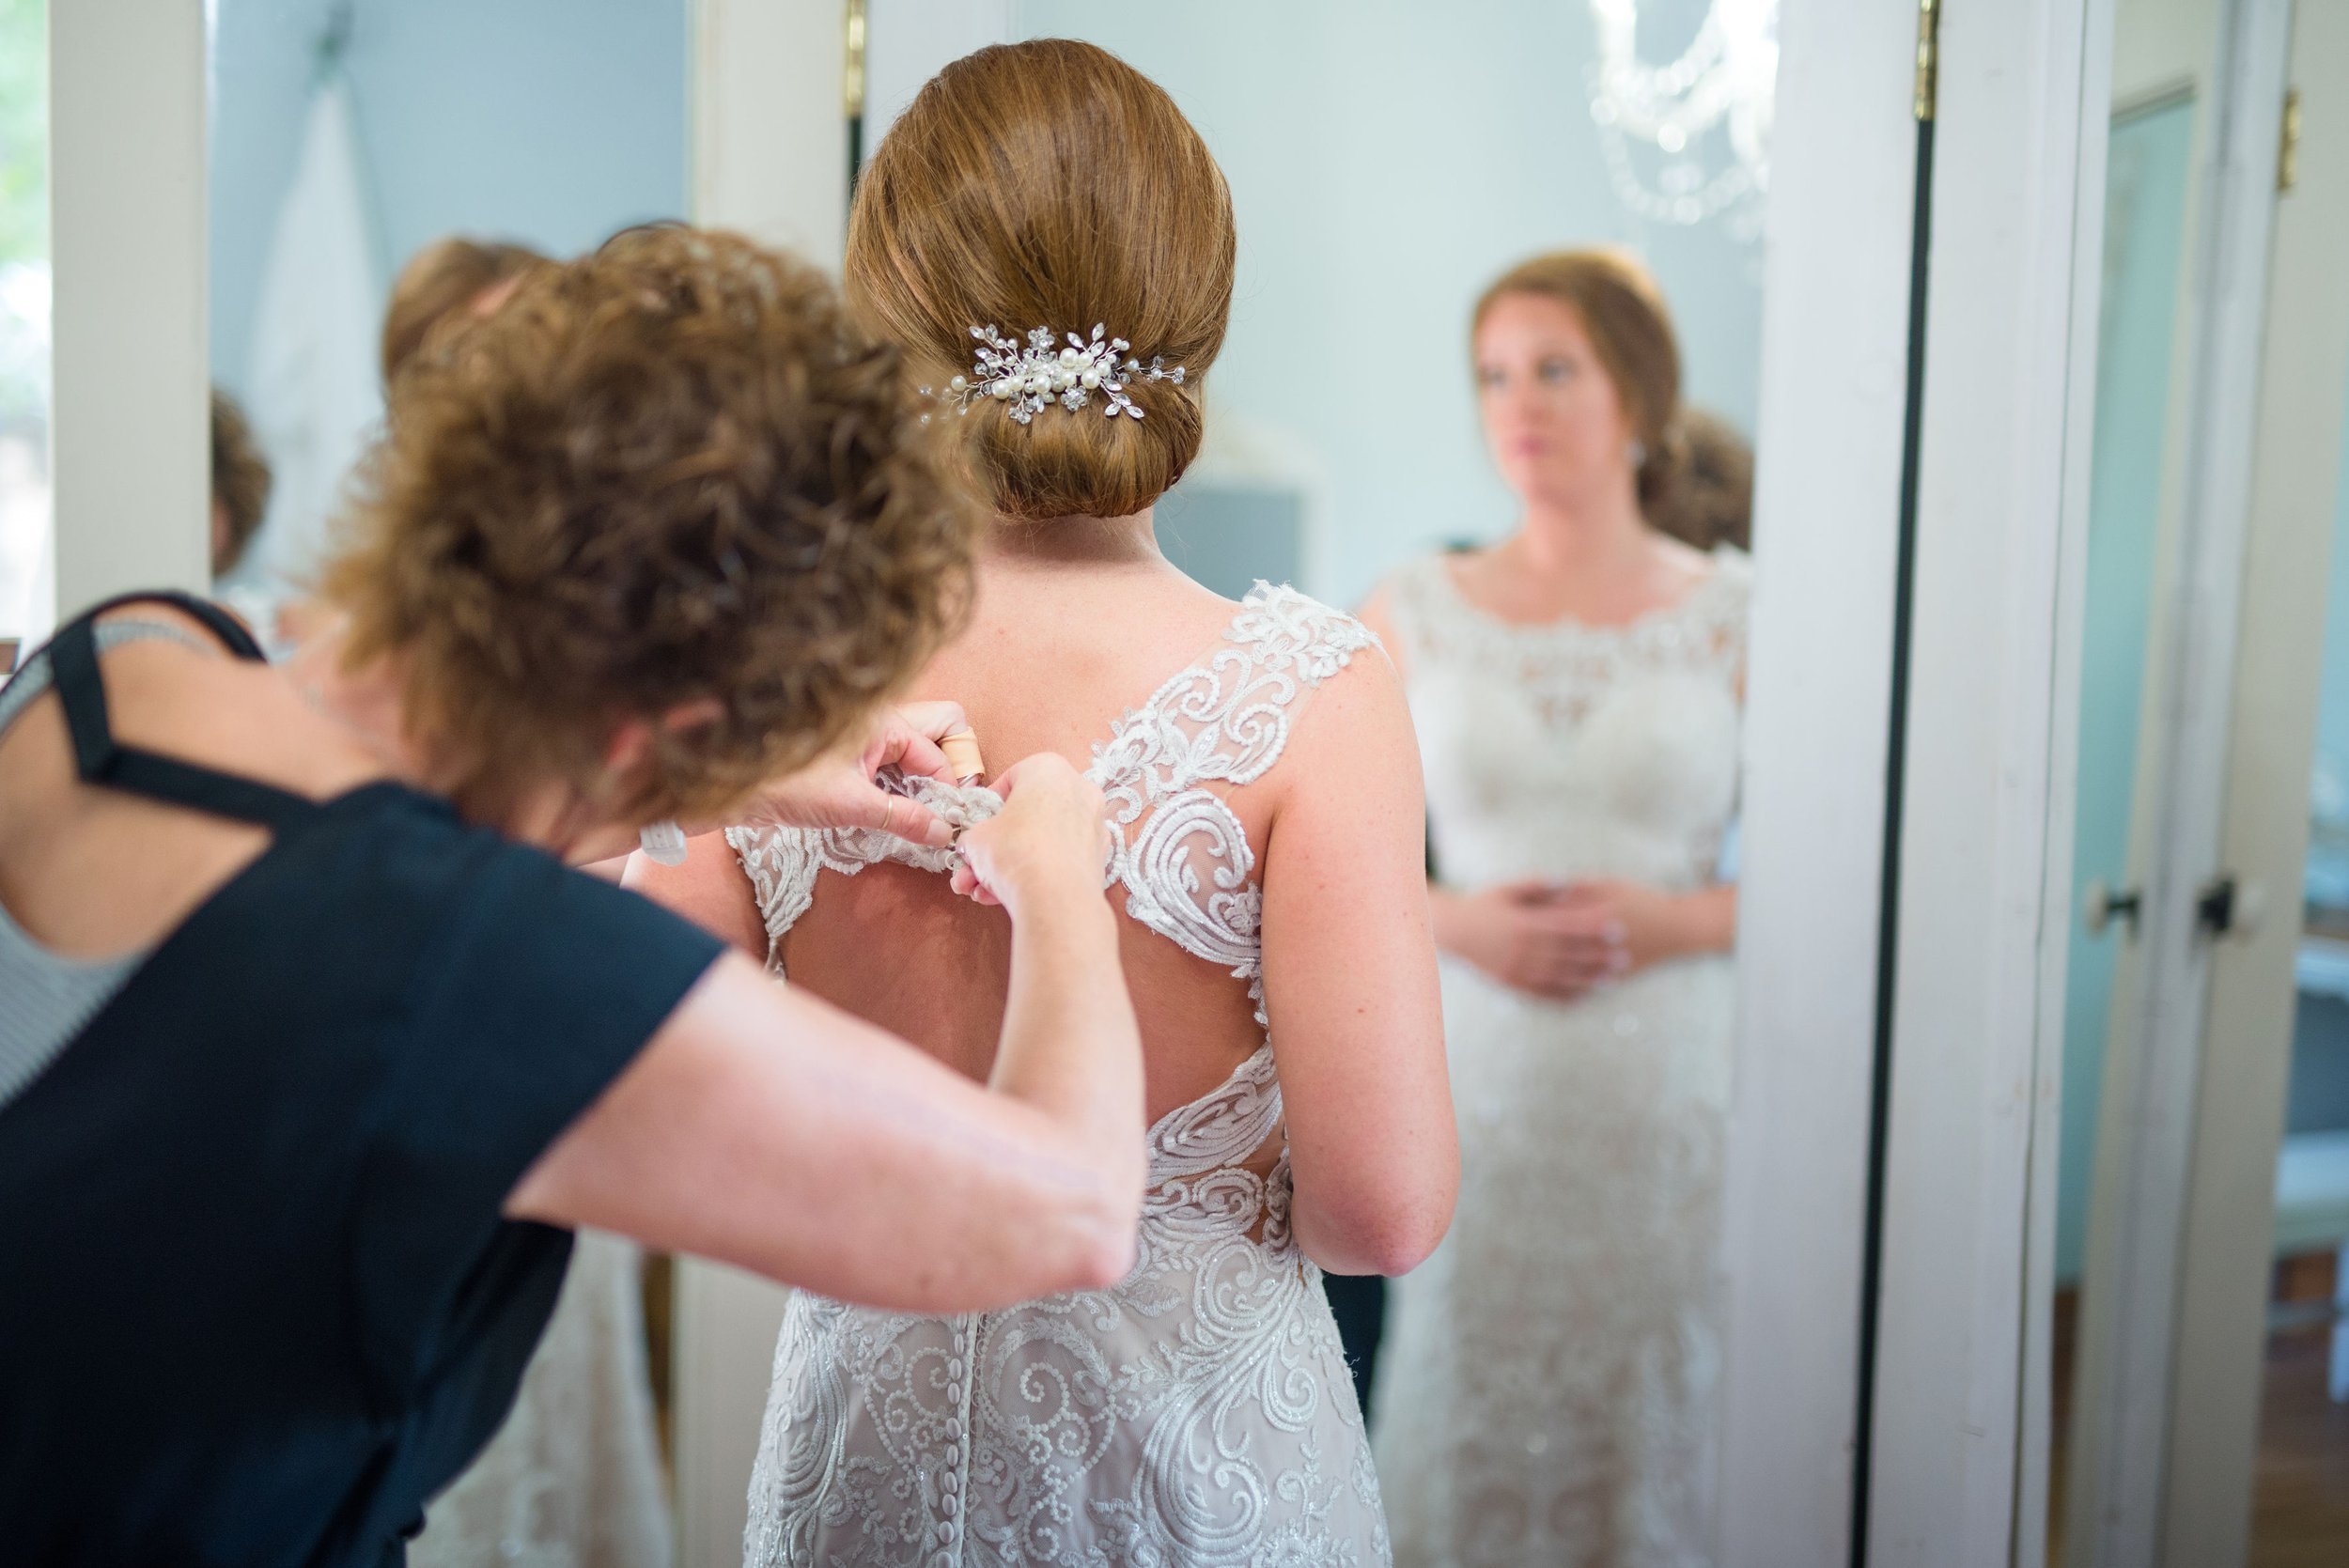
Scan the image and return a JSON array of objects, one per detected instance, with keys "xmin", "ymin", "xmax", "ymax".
[{"xmin": 1587, "ymin": 0, "xmax": 1779, "ymax": 231}]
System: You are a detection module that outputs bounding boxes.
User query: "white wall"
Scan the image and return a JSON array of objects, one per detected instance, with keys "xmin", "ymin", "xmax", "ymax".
[
  {"xmin": 1006, "ymin": 0, "xmax": 1766, "ymax": 608},
  {"xmin": 51, "ymin": 0, "xmax": 210, "ymax": 616}
]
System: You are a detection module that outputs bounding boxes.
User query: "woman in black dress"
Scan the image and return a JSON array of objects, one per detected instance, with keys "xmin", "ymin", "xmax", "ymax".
[{"xmin": 0, "ymin": 227, "xmax": 1145, "ymax": 1566}]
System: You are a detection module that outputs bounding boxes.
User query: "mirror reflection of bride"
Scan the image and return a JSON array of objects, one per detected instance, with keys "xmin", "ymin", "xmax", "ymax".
[{"xmin": 1361, "ymin": 250, "xmax": 1749, "ymax": 1568}]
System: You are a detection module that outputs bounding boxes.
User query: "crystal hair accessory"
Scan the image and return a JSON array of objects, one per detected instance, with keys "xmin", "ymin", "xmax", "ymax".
[{"xmin": 940, "ymin": 324, "xmax": 1185, "ymax": 425}]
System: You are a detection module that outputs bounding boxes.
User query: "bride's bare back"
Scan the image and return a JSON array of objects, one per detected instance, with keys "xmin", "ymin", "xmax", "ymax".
[
  {"xmin": 793, "ymin": 551, "xmax": 1283, "ymax": 1121},
  {"xmin": 647, "ymin": 526, "xmax": 1455, "ymax": 1275}
]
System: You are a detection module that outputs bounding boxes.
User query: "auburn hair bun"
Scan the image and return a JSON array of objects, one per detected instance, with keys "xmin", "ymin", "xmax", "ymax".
[{"xmin": 847, "ymin": 39, "xmax": 1237, "ymax": 521}]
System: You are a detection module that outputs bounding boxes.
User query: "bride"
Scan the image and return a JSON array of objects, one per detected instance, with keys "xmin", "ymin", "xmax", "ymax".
[
  {"xmin": 1361, "ymin": 249, "xmax": 1749, "ymax": 1567},
  {"xmin": 636, "ymin": 39, "xmax": 1456, "ymax": 1567}
]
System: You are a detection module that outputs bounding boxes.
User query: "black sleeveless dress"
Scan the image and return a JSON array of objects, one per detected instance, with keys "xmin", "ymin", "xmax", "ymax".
[{"xmin": 0, "ymin": 594, "xmax": 723, "ymax": 1566}]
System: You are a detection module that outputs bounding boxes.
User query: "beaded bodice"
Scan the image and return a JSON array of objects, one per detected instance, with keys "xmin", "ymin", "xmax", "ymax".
[{"xmin": 1384, "ymin": 547, "xmax": 1750, "ymax": 893}]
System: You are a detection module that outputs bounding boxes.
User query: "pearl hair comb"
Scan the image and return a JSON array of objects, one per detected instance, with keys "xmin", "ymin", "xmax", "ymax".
[{"xmin": 938, "ymin": 324, "xmax": 1186, "ymax": 425}]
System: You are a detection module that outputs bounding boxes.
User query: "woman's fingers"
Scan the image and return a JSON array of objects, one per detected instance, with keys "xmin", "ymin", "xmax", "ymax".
[
  {"xmin": 894, "ymin": 699, "xmax": 969, "ymax": 741},
  {"xmin": 1495, "ymin": 877, "xmax": 1566, "ymax": 906},
  {"xmin": 864, "ymin": 701, "xmax": 967, "ymax": 786},
  {"xmin": 955, "ymin": 753, "xmax": 1108, "ymax": 912},
  {"xmin": 1505, "ymin": 899, "xmax": 1628, "ymax": 998},
  {"xmin": 950, "ymin": 862, "xmax": 1003, "ymax": 907}
]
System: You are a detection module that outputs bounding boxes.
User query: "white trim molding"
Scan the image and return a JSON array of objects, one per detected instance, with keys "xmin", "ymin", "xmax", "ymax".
[
  {"xmin": 48, "ymin": 0, "xmax": 210, "ymax": 617},
  {"xmin": 1868, "ymin": 0, "xmax": 2109, "ymax": 1564},
  {"xmin": 1715, "ymin": 0, "xmax": 1922, "ymax": 1561},
  {"xmin": 692, "ymin": 0, "xmax": 849, "ymax": 268},
  {"xmin": 673, "ymin": 5, "xmax": 853, "ymax": 1561}
]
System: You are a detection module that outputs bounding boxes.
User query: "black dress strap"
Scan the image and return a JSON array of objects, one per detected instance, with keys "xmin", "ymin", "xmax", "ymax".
[{"xmin": 45, "ymin": 591, "xmax": 321, "ymax": 831}]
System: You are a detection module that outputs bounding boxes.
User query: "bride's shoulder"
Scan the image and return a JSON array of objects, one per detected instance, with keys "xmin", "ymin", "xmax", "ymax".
[
  {"xmin": 1223, "ymin": 584, "xmax": 1413, "ymax": 800},
  {"xmin": 1230, "ymin": 582, "xmax": 1380, "ymax": 666}
]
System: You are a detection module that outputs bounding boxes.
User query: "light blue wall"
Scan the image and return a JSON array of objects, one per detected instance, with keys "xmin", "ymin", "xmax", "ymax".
[
  {"xmin": 2307, "ymin": 356, "xmax": 2349, "ymax": 903},
  {"xmin": 2285, "ymin": 286, "xmax": 2349, "ymax": 1147},
  {"xmin": 209, "ymin": 0, "xmax": 687, "ymax": 400},
  {"xmin": 1007, "ymin": 0, "xmax": 1764, "ymax": 607}
]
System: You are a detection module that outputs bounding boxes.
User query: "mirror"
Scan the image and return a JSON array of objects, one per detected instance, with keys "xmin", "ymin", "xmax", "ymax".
[
  {"xmin": 199, "ymin": 1, "xmax": 1797, "ymax": 1561},
  {"xmin": 204, "ymin": 2, "xmax": 692, "ymax": 1560},
  {"xmin": 980, "ymin": 3, "xmax": 1769, "ymax": 1560},
  {"xmin": 2048, "ymin": 0, "xmax": 2349, "ymax": 1560},
  {"xmin": 207, "ymin": 0, "xmax": 690, "ymax": 632}
]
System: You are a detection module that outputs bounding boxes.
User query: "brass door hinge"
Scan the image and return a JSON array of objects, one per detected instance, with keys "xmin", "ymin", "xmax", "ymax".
[
  {"xmin": 2279, "ymin": 87, "xmax": 2302, "ymax": 192},
  {"xmin": 844, "ymin": 0, "xmax": 868, "ymax": 120},
  {"xmin": 1916, "ymin": 0, "xmax": 1941, "ymax": 122}
]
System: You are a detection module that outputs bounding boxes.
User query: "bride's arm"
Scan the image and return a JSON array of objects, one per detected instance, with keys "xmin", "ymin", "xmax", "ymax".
[
  {"xmin": 1258, "ymin": 651, "xmax": 1458, "ymax": 1277},
  {"xmin": 507, "ymin": 757, "xmax": 1147, "ymax": 1314}
]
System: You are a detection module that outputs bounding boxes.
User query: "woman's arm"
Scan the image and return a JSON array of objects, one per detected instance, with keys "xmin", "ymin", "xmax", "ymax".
[
  {"xmin": 507, "ymin": 756, "xmax": 1147, "ymax": 1314},
  {"xmin": 1257, "ymin": 650, "xmax": 1458, "ymax": 1278}
]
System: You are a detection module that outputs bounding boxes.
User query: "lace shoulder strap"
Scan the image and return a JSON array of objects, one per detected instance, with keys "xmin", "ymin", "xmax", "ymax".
[
  {"xmin": 1088, "ymin": 582, "xmax": 1378, "ymax": 982},
  {"xmin": 727, "ymin": 583, "xmax": 1377, "ymax": 981},
  {"xmin": 1699, "ymin": 544, "xmax": 1755, "ymax": 685}
]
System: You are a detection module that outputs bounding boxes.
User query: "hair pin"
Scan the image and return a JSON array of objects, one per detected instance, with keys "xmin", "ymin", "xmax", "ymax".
[{"xmin": 933, "ymin": 324, "xmax": 1185, "ymax": 426}]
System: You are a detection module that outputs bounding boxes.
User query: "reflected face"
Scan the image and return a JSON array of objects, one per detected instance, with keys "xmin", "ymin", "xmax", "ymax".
[{"xmin": 1473, "ymin": 292, "xmax": 1638, "ymax": 510}]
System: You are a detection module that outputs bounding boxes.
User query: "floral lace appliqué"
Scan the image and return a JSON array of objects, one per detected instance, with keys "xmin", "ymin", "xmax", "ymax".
[{"xmin": 732, "ymin": 582, "xmax": 1392, "ymax": 1567}]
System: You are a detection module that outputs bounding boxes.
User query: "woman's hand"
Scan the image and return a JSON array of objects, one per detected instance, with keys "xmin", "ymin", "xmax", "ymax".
[
  {"xmin": 949, "ymin": 753, "xmax": 1109, "ymax": 915},
  {"xmin": 1435, "ymin": 877, "xmax": 1737, "ymax": 1001},
  {"xmin": 1435, "ymin": 879, "xmax": 1627, "ymax": 1001},
  {"xmin": 723, "ymin": 701, "xmax": 969, "ymax": 848},
  {"xmin": 1563, "ymin": 878, "xmax": 1738, "ymax": 976}
]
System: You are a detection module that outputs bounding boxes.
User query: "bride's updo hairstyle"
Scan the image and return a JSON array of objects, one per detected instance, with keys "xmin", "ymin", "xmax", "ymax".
[{"xmin": 846, "ymin": 39, "xmax": 1236, "ymax": 521}]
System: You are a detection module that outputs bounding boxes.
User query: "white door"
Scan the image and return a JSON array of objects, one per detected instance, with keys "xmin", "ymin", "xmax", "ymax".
[
  {"xmin": 2053, "ymin": 2, "xmax": 2349, "ymax": 1563},
  {"xmin": 2164, "ymin": 4, "xmax": 2349, "ymax": 1560}
]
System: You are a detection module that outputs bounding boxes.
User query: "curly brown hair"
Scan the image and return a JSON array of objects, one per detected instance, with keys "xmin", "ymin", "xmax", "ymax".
[
  {"xmin": 322, "ymin": 225, "xmax": 977, "ymax": 824},
  {"xmin": 209, "ymin": 388, "xmax": 272, "ymax": 577},
  {"xmin": 381, "ymin": 237, "xmax": 551, "ymax": 385}
]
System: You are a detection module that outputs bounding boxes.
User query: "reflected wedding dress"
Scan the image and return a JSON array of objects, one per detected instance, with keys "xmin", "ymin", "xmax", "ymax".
[
  {"xmin": 412, "ymin": 1231, "xmax": 672, "ymax": 1568},
  {"xmin": 729, "ymin": 585, "xmax": 1392, "ymax": 1568},
  {"xmin": 1370, "ymin": 548, "xmax": 1750, "ymax": 1568}
]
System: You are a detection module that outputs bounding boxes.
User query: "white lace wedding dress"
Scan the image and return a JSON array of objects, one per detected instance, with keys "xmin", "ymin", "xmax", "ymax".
[
  {"xmin": 412, "ymin": 1230, "xmax": 673, "ymax": 1568},
  {"xmin": 727, "ymin": 584, "xmax": 1392, "ymax": 1568},
  {"xmin": 1368, "ymin": 548, "xmax": 1750, "ymax": 1568}
]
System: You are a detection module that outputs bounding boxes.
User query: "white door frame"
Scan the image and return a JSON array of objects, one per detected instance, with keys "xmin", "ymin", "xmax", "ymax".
[
  {"xmin": 1867, "ymin": 0, "xmax": 2111, "ymax": 1564},
  {"xmin": 673, "ymin": 7, "xmax": 852, "ymax": 1560},
  {"xmin": 1715, "ymin": 0, "xmax": 1923, "ymax": 1560},
  {"xmin": 46, "ymin": 0, "xmax": 211, "ymax": 620}
]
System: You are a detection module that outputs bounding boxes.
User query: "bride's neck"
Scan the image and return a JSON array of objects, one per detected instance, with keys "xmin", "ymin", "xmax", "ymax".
[{"xmin": 979, "ymin": 507, "xmax": 1168, "ymax": 572}]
